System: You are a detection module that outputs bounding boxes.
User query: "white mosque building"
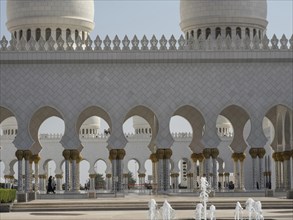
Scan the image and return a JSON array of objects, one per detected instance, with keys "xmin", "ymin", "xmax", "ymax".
[{"xmin": 0, "ymin": 0, "xmax": 292, "ymax": 202}]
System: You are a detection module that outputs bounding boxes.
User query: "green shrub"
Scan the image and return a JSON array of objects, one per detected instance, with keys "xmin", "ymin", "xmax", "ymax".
[{"xmin": 0, "ymin": 189, "xmax": 16, "ymax": 203}]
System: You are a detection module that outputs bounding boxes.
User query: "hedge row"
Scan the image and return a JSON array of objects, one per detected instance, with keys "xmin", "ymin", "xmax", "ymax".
[{"xmin": 0, "ymin": 189, "xmax": 16, "ymax": 203}]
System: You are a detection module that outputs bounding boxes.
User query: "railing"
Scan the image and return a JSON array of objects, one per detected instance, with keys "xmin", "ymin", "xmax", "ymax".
[{"xmin": 0, "ymin": 34, "xmax": 292, "ymax": 52}]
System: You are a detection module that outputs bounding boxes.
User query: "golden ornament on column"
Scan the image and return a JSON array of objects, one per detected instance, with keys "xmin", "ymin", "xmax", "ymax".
[
  {"xmin": 15, "ymin": 150, "xmax": 24, "ymax": 160},
  {"xmin": 257, "ymin": 148, "xmax": 266, "ymax": 158},
  {"xmin": 23, "ymin": 150, "xmax": 32, "ymax": 161},
  {"xmin": 150, "ymin": 153, "xmax": 158, "ymax": 163},
  {"xmin": 106, "ymin": 174, "xmax": 112, "ymax": 178},
  {"xmin": 76, "ymin": 153, "xmax": 83, "ymax": 163},
  {"xmin": 89, "ymin": 174, "xmax": 97, "ymax": 179},
  {"xmin": 117, "ymin": 149, "xmax": 126, "ymax": 160},
  {"xmin": 32, "ymin": 154, "xmax": 41, "ymax": 164},
  {"xmin": 203, "ymin": 148, "xmax": 211, "ymax": 159},
  {"xmin": 62, "ymin": 149, "xmax": 71, "ymax": 160},
  {"xmin": 70, "ymin": 149, "xmax": 80, "ymax": 160},
  {"xmin": 232, "ymin": 152, "xmax": 239, "ymax": 161},
  {"xmin": 109, "ymin": 149, "xmax": 118, "ymax": 160},
  {"xmin": 281, "ymin": 151, "xmax": 291, "ymax": 161},
  {"xmin": 249, "ymin": 148, "xmax": 258, "ymax": 158},
  {"xmin": 164, "ymin": 149, "xmax": 172, "ymax": 159},
  {"xmin": 55, "ymin": 174, "xmax": 63, "ymax": 179},
  {"xmin": 276, "ymin": 152, "xmax": 284, "ymax": 162},
  {"xmin": 272, "ymin": 152, "xmax": 278, "ymax": 161},
  {"xmin": 211, "ymin": 148, "xmax": 219, "ymax": 159},
  {"xmin": 156, "ymin": 149, "xmax": 165, "ymax": 160},
  {"xmin": 238, "ymin": 153, "xmax": 246, "ymax": 162}
]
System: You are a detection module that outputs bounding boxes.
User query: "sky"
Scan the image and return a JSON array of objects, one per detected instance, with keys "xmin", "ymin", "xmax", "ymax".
[{"xmin": 0, "ymin": 0, "xmax": 292, "ymax": 184}]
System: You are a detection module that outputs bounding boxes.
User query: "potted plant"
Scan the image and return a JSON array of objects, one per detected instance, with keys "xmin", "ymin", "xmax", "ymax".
[{"xmin": 0, "ymin": 189, "xmax": 16, "ymax": 212}]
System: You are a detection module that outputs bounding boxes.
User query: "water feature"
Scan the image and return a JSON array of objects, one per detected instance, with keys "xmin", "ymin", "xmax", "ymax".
[
  {"xmin": 160, "ymin": 200, "xmax": 176, "ymax": 220},
  {"xmin": 148, "ymin": 199, "xmax": 159, "ymax": 220},
  {"xmin": 195, "ymin": 177, "xmax": 213, "ymax": 220},
  {"xmin": 234, "ymin": 201, "xmax": 243, "ymax": 220},
  {"xmin": 245, "ymin": 198, "xmax": 264, "ymax": 220}
]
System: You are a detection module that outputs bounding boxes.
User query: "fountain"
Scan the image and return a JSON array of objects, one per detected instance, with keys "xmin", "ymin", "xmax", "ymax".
[
  {"xmin": 245, "ymin": 198, "xmax": 264, "ymax": 220},
  {"xmin": 195, "ymin": 177, "xmax": 214, "ymax": 220},
  {"xmin": 160, "ymin": 200, "xmax": 176, "ymax": 220},
  {"xmin": 234, "ymin": 201, "xmax": 243, "ymax": 220},
  {"xmin": 148, "ymin": 199, "xmax": 159, "ymax": 220}
]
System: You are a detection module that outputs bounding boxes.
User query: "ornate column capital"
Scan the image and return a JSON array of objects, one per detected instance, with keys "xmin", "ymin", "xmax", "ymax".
[
  {"xmin": 224, "ymin": 172, "xmax": 230, "ymax": 177},
  {"xmin": 89, "ymin": 174, "xmax": 96, "ymax": 179},
  {"xmin": 249, "ymin": 148, "xmax": 258, "ymax": 158},
  {"xmin": 156, "ymin": 149, "xmax": 165, "ymax": 160},
  {"xmin": 109, "ymin": 149, "xmax": 118, "ymax": 160},
  {"xmin": 257, "ymin": 148, "xmax": 266, "ymax": 158},
  {"xmin": 191, "ymin": 153, "xmax": 204, "ymax": 162},
  {"xmin": 138, "ymin": 173, "xmax": 146, "ymax": 178},
  {"xmin": 70, "ymin": 149, "xmax": 80, "ymax": 160},
  {"xmin": 117, "ymin": 149, "xmax": 126, "ymax": 160},
  {"xmin": 187, "ymin": 173, "xmax": 193, "ymax": 177},
  {"xmin": 211, "ymin": 148, "xmax": 219, "ymax": 159},
  {"xmin": 23, "ymin": 150, "xmax": 32, "ymax": 161},
  {"xmin": 170, "ymin": 173, "xmax": 179, "ymax": 178},
  {"xmin": 76, "ymin": 153, "xmax": 83, "ymax": 163},
  {"xmin": 106, "ymin": 174, "xmax": 112, "ymax": 178},
  {"xmin": 123, "ymin": 173, "xmax": 129, "ymax": 178},
  {"xmin": 55, "ymin": 174, "xmax": 63, "ymax": 178},
  {"xmin": 164, "ymin": 149, "xmax": 172, "ymax": 159},
  {"xmin": 276, "ymin": 152, "xmax": 284, "ymax": 162},
  {"xmin": 232, "ymin": 153, "xmax": 239, "ymax": 161},
  {"xmin": 150, "ymin": 153, "xmax": 158, "ymax": 163},
  {"xmin": 238, "ymin": 153, "xmax": 246, "ymax": 161},
  {"xmin": 62, "ymin": 149, "xmax": 71, "ymax": 160},
  {"xmin": 32, "ymin": 154, "xmax": 41, "ymax": 164},
  {"xmin": 15, "ymin": 150, "xmax": 24, "ymax": 160},
  {"xmin": 282, "ymin": 151, "xmax": 291, "ymax": 161},
  {"xmin": 272, "ymin": 152, "xmax": 278, "ymax": 161},
  {"xmin": 203, "ymin": 148, "xmax": 211, "ymax": 159}
]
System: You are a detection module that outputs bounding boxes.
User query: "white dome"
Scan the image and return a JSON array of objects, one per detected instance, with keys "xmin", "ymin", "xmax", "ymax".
[
  {"xmin": 216, "ymin": 115, "xmax": 231, "ymax": 127},
  {"xmin": 6, "ymin": 0, "xmax": 94, "ymax": 33},
  {"xmin": 180, "ymin": 0, "xmax": 268, "ymax": 35},
  {"xmin": 0, "ymin": 117, "xmax": 17, "ymax": 129},
  {"xmin": 133, "ymin": 116, "xmax": 150, "ymax": 130},
  {"xmin": 82, "ymin": 116, "xmax": 100, "ymax": 129}
]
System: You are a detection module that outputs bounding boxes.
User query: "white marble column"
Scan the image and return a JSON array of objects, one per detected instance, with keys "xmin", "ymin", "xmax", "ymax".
[
  {"xmin": 117, "ymin": 149, "xmax": 126, "ymax": 192},
  {"xmin": 24, "ymin": 150, "xmax": 32, "ymax": 192},
  {"xmin": 38, "ymin": 175, "xmax": 46, "ymax": 193},
  {"xmin": 249, "ymin": 148, "xmax": 258, "ymax": 190},
  {"xmin": 156, "ymin": 149, "xmax": 164, "ymax": 192},
  {"xmin": 15, "ymin": 150, "xmax": 24, "ymax": 192},
  {"xmin": 150, "ymin": 153, "xmax": 158, "ymax": 193},
  {"xmin": 138, "ymin": 173, "xmax": 145, "ymax": 192},
  {"xmin": 33, "ymin": 155, "xmax": 40, "ymax": 192},
  {"xmin": 62, "ymin": 150, "xmax": 71, "ymax": 192},
  {"xmin": 55, "ymin": 174, "xmax": 63, "ymax": 192},
  {"xmin": 106, "ymin": 174, "xmax": 112, "ymax": 191},
  {"xmin": 164, "ymin": 149, "xmax": 172, "ymax": 192},
  {"xmin": 89, "ymin": 174, "xmax": 96, "ymax": 191},
  {"xmin": 211, "ymin": 151, "xmax": 219, "ymax": 190},
  {"xmin": 258, "ymin": 148, "xmax": 266, "ymax": 189},
  {"xmin": 123, "ymin": 173, "xmax": 129, "ymax": 191},
  {"xmin": 70, "ymin": 150, "xmax": 80, "ymax": 192}
]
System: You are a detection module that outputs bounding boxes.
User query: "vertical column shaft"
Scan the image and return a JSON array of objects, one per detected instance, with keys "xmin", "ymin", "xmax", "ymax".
[
  {"xmin": 15, "ymin": 150, "xmax": 24, "ymax": 192},
  {"xmin": 23, "ymin": 150, "xmax": 32, "ymax": 192},
  {"xmin": 62, "ymin": 150, "xmax": 71, "ymax": 192}
]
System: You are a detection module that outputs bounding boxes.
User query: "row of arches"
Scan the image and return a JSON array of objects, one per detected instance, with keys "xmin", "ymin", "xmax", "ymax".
[{"xmin": 1, "ymin": 104, "xmax": 292, "ymax": 153}]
